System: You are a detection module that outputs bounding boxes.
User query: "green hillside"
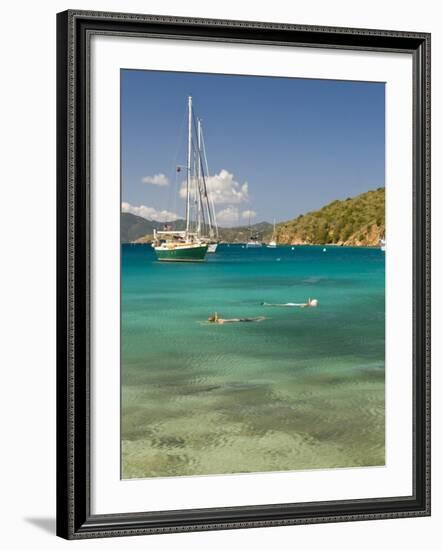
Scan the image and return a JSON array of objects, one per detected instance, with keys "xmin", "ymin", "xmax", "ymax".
[
  {"xmin": 277, "ymin": 188, "xmax": 385, "ymax": 246},
  {"xmin": 121, "ymin": 188, "xmax": 384, "ymax": 246},
  {"xmin": 121, "ymin": 213, "xmax": 158, "ymax": 242},
  {"xmin": 121, "ymin": 214, "xmax": 186, "ymax": 242},
  {"xmin": 217, "ymin": 222, "xmax": 272, "ymax": 243}
]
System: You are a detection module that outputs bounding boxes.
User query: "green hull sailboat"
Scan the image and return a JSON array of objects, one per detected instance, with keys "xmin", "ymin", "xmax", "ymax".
[
  {"xmin": 154, "ymin": 242, "xmax": 208, "ymax": 262},
  {"xmin": 153, "ymin": 95, "xmax": 218, "ymax": 262}
]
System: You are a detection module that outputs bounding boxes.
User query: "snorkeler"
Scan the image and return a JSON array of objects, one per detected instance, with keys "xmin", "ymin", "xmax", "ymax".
[
  {"xmin": 261, "ymin": 298, "xmax": 318, "ymax": 308},
  {"xmin": 207, "ymin": 313, "xmax": 265, "ymax": 324},
  {"xmin": 302, "ymin": 298, "xmax": 319, "ymax": 308}
]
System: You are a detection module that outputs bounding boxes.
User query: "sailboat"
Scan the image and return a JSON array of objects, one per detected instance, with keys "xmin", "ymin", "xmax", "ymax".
[
  {"xmin": 246, "ymin": 230, "xmax": 262, "ymax": 248},
  {"xmin": 246, "ymin": 213, "xmax": 262, "ymax": 248},
  {"xmin": 195, "ymin": 117, "xmax": 219, "ymax": 253},
  {"xmin": 268, "ymin": 220, "xmax": 277, "ymax": 248},
  {"xmin": 153, "ymin": 96, "xmax": 218, "ymax": 262}
]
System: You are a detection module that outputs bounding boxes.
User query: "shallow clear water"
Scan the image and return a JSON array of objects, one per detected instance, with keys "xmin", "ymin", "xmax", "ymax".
[{"xmin": 121, "ymin": 243, "xmax": 385, "ymax": 479}]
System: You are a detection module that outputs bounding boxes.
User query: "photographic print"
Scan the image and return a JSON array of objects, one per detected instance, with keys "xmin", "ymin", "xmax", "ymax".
[{"xmin": 120, "ymin": 69, "xmax": 386, "ymax": 480}]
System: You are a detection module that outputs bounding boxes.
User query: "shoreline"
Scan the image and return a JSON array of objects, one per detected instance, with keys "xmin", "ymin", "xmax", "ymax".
[{"xmin": 122, "ymin": 241, "xmax": 384, "ymax": 250}]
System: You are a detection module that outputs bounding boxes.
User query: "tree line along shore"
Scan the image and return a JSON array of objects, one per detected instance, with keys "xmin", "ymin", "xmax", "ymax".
[{"xmin": 121, "ymin": 187, "xmax": 385, "ymax": 247}]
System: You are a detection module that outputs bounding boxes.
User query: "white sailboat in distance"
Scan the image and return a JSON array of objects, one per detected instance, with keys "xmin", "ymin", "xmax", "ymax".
[
  {"xmin": 268, "ymin": 219, "xmax": 277, "ymax": 248},
  {"xmin": 246, "ymin": 214, "xmax": 263, "ymax": 248}
]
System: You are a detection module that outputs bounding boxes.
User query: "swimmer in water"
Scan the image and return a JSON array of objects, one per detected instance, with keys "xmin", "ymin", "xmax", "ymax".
[
  {"xmin": 261, "ymin": 298, "xmax": 318, "ymax": 308},
  {"xmin": 207, "ymin": 313, "xmax": 265, "ymax": 324},
  {"xmin": 301, "ymin": 298, "xmax": 319, "ymax": 308}
]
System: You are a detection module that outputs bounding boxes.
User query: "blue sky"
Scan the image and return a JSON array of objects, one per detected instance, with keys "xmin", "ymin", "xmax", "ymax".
[{"xmin": 121, "ymin": 69, "xmax": 385, "ymax": 226}]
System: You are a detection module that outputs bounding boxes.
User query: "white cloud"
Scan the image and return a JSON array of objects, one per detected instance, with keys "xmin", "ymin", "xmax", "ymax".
[
  {"xmin": 242, "ymin": 210, "xmax": 257, "ymax": 220},
  {"xmin": 142, "ymin": 173, "xmax": 169, "ymax": 186},
  {"xmin": 216, "ymin": 206, "xmax": 240, "ymax": 226},
  {"xmin": 179, "ymin": 169, "xmax": 248, "ymax": 205},
  {"xmin": 122, "ymin": 202, "xmax": 179, "ymax": 222}
]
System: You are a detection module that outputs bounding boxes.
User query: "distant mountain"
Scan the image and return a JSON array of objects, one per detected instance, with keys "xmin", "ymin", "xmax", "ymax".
[
  {"xmin": 276, "ymin": 188, "xmax": 385, "ymax": 246},
  {"xmin": 121, "ymin": 214, "xmax": 186, "ymax": 242},
  {"xmin": 121, "ymin": 188, "xmax": 384, "ymax": 246},
  {"xmin": 121, "ymin": 213, "xmax": 160, "ymax": 243}
]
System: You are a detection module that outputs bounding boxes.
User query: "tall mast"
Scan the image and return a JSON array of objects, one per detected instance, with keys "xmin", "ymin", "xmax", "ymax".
[
  {"xmin": 185, "ymin": 95, "xmax": 192, "ymax": 237},
  {"xmin": 201, "ymin": 128, "xmax": 218, "ymax": 239},
  {"xmin": 197, "ymin": 118, "xmax": 202, "ymax": 236},
  {"xmin": 198, "ymin": 121, "xmax": 215, "ymax": 238}
]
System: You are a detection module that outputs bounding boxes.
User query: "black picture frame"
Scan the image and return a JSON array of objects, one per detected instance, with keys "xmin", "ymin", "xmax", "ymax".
[{"xmin": 56, "ymin": 9, "xmax": 431, "ymax": 539}]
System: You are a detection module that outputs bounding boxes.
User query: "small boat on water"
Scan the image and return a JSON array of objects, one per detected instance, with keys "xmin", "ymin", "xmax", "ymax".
[
  {"xmin": 268, "ymin": 219, "xmax": 277, "ymax": 248},
  {"xmin": 246, "ymin": 237, "xmax": 262, "ymax": 248},
  {"xmin": 246, "ymin": 214, "xmax": 263, "ymax": 248},
  {"xmin": 379, "ymin": 238, "xmax": 386, "ymax": 252},
  {"xmin": 153, "ymin": 96, "xmax": 219, "ymax": 261}
]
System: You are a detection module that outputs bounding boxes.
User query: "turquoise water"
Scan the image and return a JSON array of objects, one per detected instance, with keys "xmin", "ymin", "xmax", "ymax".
[{"xmin": 121, "ymin": 244, "xmax": 385, "ymax": 478}]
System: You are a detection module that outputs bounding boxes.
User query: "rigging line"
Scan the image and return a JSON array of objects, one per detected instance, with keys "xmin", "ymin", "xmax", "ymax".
[
  {"xmin": 191, "ymin": 111, "xmax": 206, "ymax": 188},
  {"xmin": 201, "ymin": 128, "xmax": 218, "ymax": 238},
  {"xmin": 198, "ymin": 151, "xmax": 214, "ymax": 232},
  {"xmin": 191, "ymin": 148, "xmax": 196, "ymax": 235},
  {"xmin": 193, "ymin": 140, "xmax": 208, "ymax": 234},
  {"xmin": 194, "ymin": 150, "xmax": 206, "ymax": 233},
  {"xmin": 192, "ymin": 119, "xmax": 213, "ymax": 228},
  {"xmin": 194, "ymin": 138, "xmax": 207, "ymax": 232},
  {"xmin": 172, "ymin": 106, "xmax": 188, "ymax": 168},
  {"xmin": 167, "ymin": 106, "xmax": 187, "ymax": 223},
  {"xmin": 173, "ymin": 170, "xmax": 179, "ymax": 227},
  {"xmin": 191, "ymin": 110, "xmax": 217, "ymax": 237}
]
